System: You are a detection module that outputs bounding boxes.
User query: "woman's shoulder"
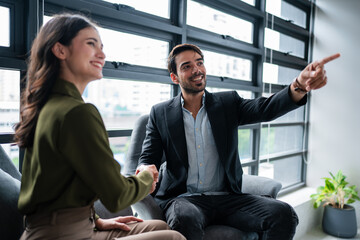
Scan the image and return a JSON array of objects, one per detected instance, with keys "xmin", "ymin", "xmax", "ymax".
[{"xmin": 40, "ymin": 95, "xmax": 101, "ymax": 124}]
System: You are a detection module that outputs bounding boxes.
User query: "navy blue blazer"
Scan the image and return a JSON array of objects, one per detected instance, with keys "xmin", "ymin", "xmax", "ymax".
[{"xmin": 139, "ymin": 87, "xmax": 306, "ymax": 209}]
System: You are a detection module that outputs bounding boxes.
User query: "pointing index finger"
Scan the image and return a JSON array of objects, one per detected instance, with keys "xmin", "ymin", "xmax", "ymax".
[{"xmin": 320, "ymin": 53, "xmax": 341, "ymax": 65}]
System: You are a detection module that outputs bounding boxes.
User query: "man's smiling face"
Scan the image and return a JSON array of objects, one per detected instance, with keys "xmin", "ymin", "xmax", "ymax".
[{"xmin": 170, "ymin": 50, "xmax": 206, "ymax": 94}]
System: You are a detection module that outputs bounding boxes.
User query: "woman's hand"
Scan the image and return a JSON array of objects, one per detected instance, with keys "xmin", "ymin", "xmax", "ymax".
[
  {"xmin": 95, "ymin": 216, "xmax": 143, "ymax": 231},
  {"xmin": 136, "ymin": 164, "xmax": 159, "ymax": 194}
]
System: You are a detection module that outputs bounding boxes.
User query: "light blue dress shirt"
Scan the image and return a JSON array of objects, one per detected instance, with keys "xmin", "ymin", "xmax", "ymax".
[{"xmin": 181, "ymin": 93, "xmax": 228, "ymax": 196}]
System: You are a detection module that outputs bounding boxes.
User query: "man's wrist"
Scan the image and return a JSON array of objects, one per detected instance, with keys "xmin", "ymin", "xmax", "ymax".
[{"xmin": 292, "ymin": 77, "xmax": 308, "ymax": 93}]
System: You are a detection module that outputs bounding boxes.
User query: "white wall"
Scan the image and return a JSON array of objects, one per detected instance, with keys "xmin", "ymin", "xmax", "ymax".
[{"xmin": 307, "ymin": 0, "xmax": 360, "ymax": 212}]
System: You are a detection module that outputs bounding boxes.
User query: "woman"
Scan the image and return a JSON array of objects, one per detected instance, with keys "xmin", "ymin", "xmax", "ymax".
[{"xmin": 14, "ymin": 13, "xmax": 185, "ymax": 240}]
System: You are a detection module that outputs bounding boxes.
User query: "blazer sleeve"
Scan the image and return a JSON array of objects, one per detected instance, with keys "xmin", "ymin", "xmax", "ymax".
[{"xmin": 234, "ymin": 85, "xmax": 306, "ymax": 125}]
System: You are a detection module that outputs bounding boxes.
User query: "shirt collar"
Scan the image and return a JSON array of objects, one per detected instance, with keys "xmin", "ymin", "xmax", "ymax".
[{"xmin": 181, "ymin": 92, "xmax": 206, "ymax": 107}]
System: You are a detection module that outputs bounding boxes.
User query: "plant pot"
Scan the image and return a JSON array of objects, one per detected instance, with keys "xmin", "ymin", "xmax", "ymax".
[{"xmin": 322, "ymin": 204, "xmax": 358, "ymax": 238}]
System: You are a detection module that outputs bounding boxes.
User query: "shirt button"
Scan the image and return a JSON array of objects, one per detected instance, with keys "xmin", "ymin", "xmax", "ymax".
[
  {"xmin": 199, "ymin": 181, "xmax": 202, "ymax": 184},
  {"xmin": 198, "ymin": 145, "xmax": 200, "ymax": 148},
  {"xmin": 196, "ymin": 128, "xmax": 199, "ymax": 131},
  {"xmin": 200, "ymin": 163, "xmax": 203, "ymax": 167}
]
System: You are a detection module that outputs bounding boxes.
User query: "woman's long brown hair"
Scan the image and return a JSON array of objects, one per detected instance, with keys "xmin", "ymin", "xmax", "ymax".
[{"xmin": 14, "ymin": 14, "xmax": 97, "ymax": 148}]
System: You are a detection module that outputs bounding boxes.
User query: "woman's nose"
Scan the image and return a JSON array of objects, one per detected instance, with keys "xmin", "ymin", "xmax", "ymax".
[{"xmin": 97, "ymin": 48, "xmax": 106, "ymax": 60}]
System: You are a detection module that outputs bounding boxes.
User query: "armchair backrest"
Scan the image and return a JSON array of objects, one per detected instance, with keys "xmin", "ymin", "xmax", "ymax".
[
  {"xmin": 0, "ymin": 145, "xmax": 24, "ymax": 239},
  {"xmin": 123, "ymin": 114, "xmax": 166, "ymax": 176},
  {"xmin": 122, "ymin": 114, "xmax": 150, "ymax": 176},
  {"xmin": 0, "ymin": 145, "xmax": 21, "ymax": 181}
]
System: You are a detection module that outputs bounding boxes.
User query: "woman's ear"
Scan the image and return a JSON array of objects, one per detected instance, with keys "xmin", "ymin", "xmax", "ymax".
[{"xmin": 51, "ymin": 42, "xmax": 67, "ymax": 60}]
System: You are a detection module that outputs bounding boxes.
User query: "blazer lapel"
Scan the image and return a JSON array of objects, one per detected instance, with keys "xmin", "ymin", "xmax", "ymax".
[
  {"xmin": 165, "ymin": 94, "xmax": 189, "ymax": 169},
  {"xmin": 205, "ymin": 90, "xmax": 228, "ymax": 162}
]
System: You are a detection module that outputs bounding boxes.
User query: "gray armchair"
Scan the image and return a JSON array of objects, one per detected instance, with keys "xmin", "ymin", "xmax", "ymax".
[
  {"xmin": 0, "ymin": 145, "xmax": 23, "ymax": 240},
  {"xmin": 123, "ymin": 114, "xmax": 283, "ymax": 240}
]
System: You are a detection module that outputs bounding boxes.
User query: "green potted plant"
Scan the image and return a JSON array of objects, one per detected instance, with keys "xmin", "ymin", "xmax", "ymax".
[{"xmin": 310, "ymin": 170, "xmax": 360, "ymax": 238}]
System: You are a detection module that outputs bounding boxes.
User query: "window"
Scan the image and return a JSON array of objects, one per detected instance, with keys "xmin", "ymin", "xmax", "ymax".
[
  {"xmin": 0, "ymin": 69, "xmax": 20, "ymax": 134},
  {"xmin": 259, "ymin": 155, "xmax": 302, "ymax": 188},
  {"xmin": 101, "ymin": 0, "xmax": 170, "ymax": 18},
  {"xmin": 273, "ymin": 107, "xmax": 305, "ymax": 123},
  {"xmin": 187, "ymin": 0, "xmax": 253, "ymax": 43},
  {"xmin": 238, "ymin": 129, "xmax": 252, "ymax": 161},
  {"xmin": 109, "ymin": 136, "xmax": 131, "ymax": 171},
  {"xmin": 266, "ymin": 0, "xmax": 307, "ymax": 29},
  {"xmin": 265, "ymin": 28, "xmax": 305, "ymax": 58},
  {"xmin": 260, "ymin": 125, "xmax": 303, "ymax": 157},
  {"xmin": 1, "ymin": 0, "xmax": 313, "ymax": 191},
  {"xmin": 84, "ymin": 78, "xmax": 171, "ymax": 129},
  {"xmin": 99, "ymin": 28, "xmax": 169, "ymax": 69},
  {"xmin": 240, "ymin": 0, "xmax": 255, "ymax": 6},
  {"xmin": 0, "ymin": 6, "xmax": 10, "ymax": 47},
  {"xmin": 263, "ymin": 62, "xmax": 301, "ymax": 85},
  {"xmin": 203, "ymin": 50, "xmax": 252, "ymax": 81}
]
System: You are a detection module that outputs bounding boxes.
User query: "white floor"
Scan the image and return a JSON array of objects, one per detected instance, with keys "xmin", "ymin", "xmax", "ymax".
[{"xmin": 300, "ymin": 226, "xmax": 360, "ymax": 240}]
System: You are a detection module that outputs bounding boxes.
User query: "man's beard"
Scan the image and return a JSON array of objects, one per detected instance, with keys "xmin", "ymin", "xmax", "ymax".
[{"xmin": 180, "ymin": 73, "xmax": 206, "ymax": 94}]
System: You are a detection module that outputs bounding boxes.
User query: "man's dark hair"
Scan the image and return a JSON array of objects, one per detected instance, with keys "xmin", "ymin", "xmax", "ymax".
[{"xmin": 167, "ymin": 43, "xmax": 204, "ymax": 75}]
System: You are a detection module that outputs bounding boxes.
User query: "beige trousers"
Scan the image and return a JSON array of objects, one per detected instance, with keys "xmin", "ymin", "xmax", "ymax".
[{"xmin": 20, "ymin": 205, "xmax": 185, "ymax": 240}]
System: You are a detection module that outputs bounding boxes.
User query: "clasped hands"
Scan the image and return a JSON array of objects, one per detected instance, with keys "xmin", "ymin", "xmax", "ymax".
[
  {"xmin": 94, "ymin": 165, "xmax": 159, "ymax": 231},
  {"xmin": 94, "ymin": 166, "xmax": 158, "ymax": 232},
  {"xmin": 136, "ymin": 164, "xmax": 159, "ymax": 194}
]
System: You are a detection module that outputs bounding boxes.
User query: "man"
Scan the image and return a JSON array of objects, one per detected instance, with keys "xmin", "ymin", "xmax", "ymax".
[{"xmin": 136, "ymin": 43, "xmax": 340, "ymax": 239}]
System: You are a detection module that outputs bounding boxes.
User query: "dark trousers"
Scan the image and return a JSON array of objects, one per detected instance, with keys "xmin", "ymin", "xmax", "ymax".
[{"xmin": 164, "ymin": 193, "xmax": 299, "ymax": 240}]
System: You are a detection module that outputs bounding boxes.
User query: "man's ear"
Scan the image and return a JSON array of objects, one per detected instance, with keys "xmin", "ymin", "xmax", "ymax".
[
  {"xmin": 51, "ymin": 42, "xmax": 67, "ymax": 60},
  {"xmin": 170, "ymin": 72, "xmax": 179, "ymax": 84}
]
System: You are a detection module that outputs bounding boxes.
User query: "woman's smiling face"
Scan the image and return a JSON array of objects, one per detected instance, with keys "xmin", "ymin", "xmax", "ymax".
[{"xmin": 59, "ymin": 27, "xmax": 106, "ymax": 84}]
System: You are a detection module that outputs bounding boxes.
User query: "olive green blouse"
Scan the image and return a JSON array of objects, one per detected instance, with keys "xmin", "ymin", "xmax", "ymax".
[{"xmin": 18, "ymin": 79, "xmax": 152, "ymax": 215}]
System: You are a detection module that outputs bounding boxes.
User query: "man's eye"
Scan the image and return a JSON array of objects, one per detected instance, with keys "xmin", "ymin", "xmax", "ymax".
[
  {"xmin": 88, "ymin": 42, "xmax": 95, "ymax": 46},
  {"xmin": 182, "ymin": 65, "xmax": 190, "ymax": 70}
]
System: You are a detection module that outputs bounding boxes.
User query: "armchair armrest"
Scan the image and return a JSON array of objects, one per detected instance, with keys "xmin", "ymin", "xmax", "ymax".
[
  {"xmin": 131, "ymin": 195, "xmax": 164, "ymax": 220},
  {"xmin": 242, "ymin": 174, "xmax": 282, "ymax": 199}
]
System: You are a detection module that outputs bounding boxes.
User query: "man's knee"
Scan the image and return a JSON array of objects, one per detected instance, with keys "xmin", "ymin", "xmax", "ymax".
[
  {"xmin": 258, "ymin": 200, "xmax": 298, "ymax": 239},
  {"xmin": 164, "ymin": 198, "xmax": 205, "ymax": 240},
  {"xmin": 268, "ymin": 200, "xmax": 298, "ymax": 232},
  {"xmin": 165, "ymin": 198, "xmax": 204, "ymax": 230}
]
